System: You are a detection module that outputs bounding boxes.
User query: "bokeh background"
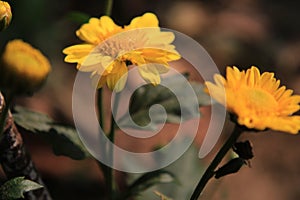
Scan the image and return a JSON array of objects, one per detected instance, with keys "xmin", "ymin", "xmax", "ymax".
[{"xmin": 1, "ymin": 0, "xmax": 300, "ymax": 199}]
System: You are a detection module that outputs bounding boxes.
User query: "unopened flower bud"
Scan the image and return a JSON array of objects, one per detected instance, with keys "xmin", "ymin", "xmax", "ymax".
[
  {"xmin": 233, "ymin": 140, "xmax": 254, "ymax": 160},
  {"xmin": 215, "ymin": 158, "xmax": 246, "ymax": 179},
  {"xmin": 0, "ymin": 39, "xmax": 51, "ymax": 95},
  {"xmin": 0, "ymin": 1, "xmax": 12, "ymax": 31}
]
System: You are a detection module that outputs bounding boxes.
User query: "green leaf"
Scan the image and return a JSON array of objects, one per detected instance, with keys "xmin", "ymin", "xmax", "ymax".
[
  {"xmin": 13, "ymin": 106, "xmax": 90, "ymax": 160},
  {"xmin": 117, "ymin": 74, "xmax": 211, "ymax": 131},
  {"xmin": 0, "ymin": 177, "xmax": 43, "ymax": 199},
  {"xmin": 130, "ymin": 145, "xmax": 204, "ymax": 200},
  {"xmin": 47, "ymin": 125, "xmax": 90, "ymax": 159},
  {"xmin": 120, "ymin": 170, "xmax": 176, "ymax": 199},
  {"xmin": 12, "ymin": 107, "xmax": 53, "ymax": 133},
  {"xmin": 66, "ymin": 11, "xmax": 90, "ymax": 24}
]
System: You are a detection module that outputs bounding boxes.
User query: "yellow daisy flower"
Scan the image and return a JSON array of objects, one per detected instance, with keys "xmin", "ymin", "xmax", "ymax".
[
  {"xmin": 63, "ymin": 12, "xmax": 180, "ymax": 92},
  {"xmin": 0, "ymin": 39, "xmax": 51, "ymax": 94},
  {"xmin": 206, "ymin": 66, "xmax": 300, "ymax": 134}
]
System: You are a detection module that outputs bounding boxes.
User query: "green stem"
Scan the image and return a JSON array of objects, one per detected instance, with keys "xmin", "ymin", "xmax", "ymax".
[
  {"xmin": 107, "ymin": 92, "xmax": 120, "ymax": 200},
  {"xmin": 98, "ymin": 89, "xmax": 105, "ymax": 131},
  {"xmin": 104, "ymin": 0, "xmax": 114, "ymax": 16},
  {"xmin": 96, "ymin": 89, "xmax": 110, "ymax": 199},
  {"xmin": 190, "ymin": 125, "xmax": 244, "ymax": 200},
  {"xmin": 106, "ymin": 115, "xmax": 115, "ymax": 200},
  {"xmin": 97, "ymin": 89, "xmax": 107, "ymax": 165},
  {"xmin": 0, "ymin": 92, "xmax": 14, "ymax": 140}
]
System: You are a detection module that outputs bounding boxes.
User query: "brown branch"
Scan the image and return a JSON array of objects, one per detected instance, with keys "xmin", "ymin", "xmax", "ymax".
[{"xmin": 0, "ymin": 93, "xmax": 52, "ymax": 200}]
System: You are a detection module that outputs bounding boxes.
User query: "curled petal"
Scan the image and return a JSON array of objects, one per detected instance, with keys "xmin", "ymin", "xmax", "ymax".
[
  {"xmin": 138, "ymin": 64, "xmax": 161, "ymax": 86},
  {"xmin": 106, "ymin": 61, "xmax": 128, "ymax": 92}
]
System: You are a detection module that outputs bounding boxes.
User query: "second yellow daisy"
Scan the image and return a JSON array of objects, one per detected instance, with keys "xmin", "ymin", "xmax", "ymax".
[{"xmin": 206, "ymin": 66, "xmax": 300, "ymax": 134}]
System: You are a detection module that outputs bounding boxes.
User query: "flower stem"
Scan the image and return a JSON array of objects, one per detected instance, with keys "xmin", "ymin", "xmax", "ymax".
[
  {"xmin": 106, "ymin": 115, "xmax": 115, "ymax": 200},
  {"xmin": 0, "ymin": 92, "xmax": 14, "ymax": 140},
  {"xmin": 190, "ymin": 125, "xmax": 244, "ymax": 200},
  {"xmin": 96, "ymin": 89, "xmax": 110, "ymax": 199},
  {"xmin": 107, "ymin": 92, "xmax": 120, "ymax": 200},
  {"xmin": 104, "ymin": 0, "xmax": 114, "ymax": 16},
  {"xmin": 98, "ymin": 89, "xmax": 105, "ymax": 131}
]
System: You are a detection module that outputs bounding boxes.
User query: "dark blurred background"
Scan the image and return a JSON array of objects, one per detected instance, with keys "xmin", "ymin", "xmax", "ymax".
[{"xmin": 1, "ymin": 0, "xmax": 300, "ymax": 199}]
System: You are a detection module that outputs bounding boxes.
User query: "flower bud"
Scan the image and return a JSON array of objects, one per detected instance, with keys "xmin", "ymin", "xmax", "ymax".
[
  {"xmin": 215, "ymin": 158, "xmax": 246, "ymax": 179},
  {"xmin": 0, "ymin": 1, "xmax": 12, "ymax": 31},
  {"xmin": 0, "ymin": 39, "xmax": 51, "ymax": 95},
  {"xmin": 233, "ymin": 140, "xmax": 254, "ymax": 160}
]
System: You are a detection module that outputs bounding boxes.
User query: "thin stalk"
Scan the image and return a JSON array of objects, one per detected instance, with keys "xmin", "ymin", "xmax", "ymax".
[
  {"xmin": 107, "ymin": 92, "xmax": 121, "ymax": 200},
  {"xmin": 106, "ymin": 114, "xmax": 115, "ymax": 200},
  {"xmin": 96, "ymin": 89, "xmax": 110, "ymax": 199},
  {"xmin": 104, "ymin": 0, "xmax": 114, "ymax": 16},
  {"xmin": 98, "ymin": 89, "xmax": 105, "ymax": 131},
  {"xmin": 190, "ymin": 125, "xmax": 244, "ymax": 200},
  {"xmin": 0, "ymin": 92, "xmax": 14, "ymax": 140}
]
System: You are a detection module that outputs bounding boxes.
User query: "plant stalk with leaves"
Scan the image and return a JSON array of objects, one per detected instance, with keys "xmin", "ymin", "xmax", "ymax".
[
  {"xmin": 190, "ymin": 125, "xmax": 244, "ymax": 200},
  {"xmin": 0, "ymin": 92, "xmax": 52, "ymax": 200}
]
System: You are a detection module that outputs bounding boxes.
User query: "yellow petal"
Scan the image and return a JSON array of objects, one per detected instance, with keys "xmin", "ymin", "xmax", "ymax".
[
  {"xmin": 126, "ymin": 13, "xmax": 159, "ymax": 29},
  {"xmin": 98, "ymin": 16, "xmax": 122, "ymax": 36},
  {"xmin": 278, "ymin": 95, "xmax": 300, "ymax": 114},
  {"xmin": 205, "ymin": 81, "xmax": 226, "ymax": 105},
  {"xmin": 141, "ymin": 48, "xmax": 180, "ymax": 62},
  {"xmin": 226, "ymin": 66, "xmax": 240, "ymax": 86},
  {"xmin": 106, "ymin": 61, "xmax": 128, "ymax": 92},
  {"xmin": 138, "ymin": 64, "xmax": 161, "ymax": 85},
  {"xmin": 63, "ymin": 44, "xmax": 95, "ymax": 63},
  {"xmin": 64, "ymin": 55, "xmax": 86, "ymax": 65},
  {"xmin": 274, "ymin": 86, "xmax": 286, "ymax": 100},
  {"xmin": 265, "ymin": 116, "xmax": 300, "ymax": 134},
  {"xmin": 76, "ymin": 16, "xmax": 121, "ymax": 44},
  {"xmin": 81, "ymin": 53, "xmax": 103, "ymax": 66},
  {"xmin": 146, "ymin": 31, "xmax": 175, "ymax": 46},
  {"xmin": 138, "ymin": 50, "xmax": 171, "ymax": 72},
  {"xmin": 269, "ymin": 80, "xmax": 280, "ymax": 93},
  {"xmin": 260, "ymin": 72, "xmax": 274, "ymax": 88},
  {"xmin": 76, "ymin": 18, "xmax": 103, "ymax": 44},
  {"xmin": 147, "ymin": 62, "xmax": 169, "ymax": 74},
  {"xmin": 214, "ymin": 74, "xmax": 226, "ymax": 87},
  {"xmin": 100, "ymin": 56, "xmax": 114, "ymax": 72},
  {"xmin": 245, "ymin": 66, "xmax": 260, "ymax": 87},
  {"xmin": 63, "ymin": 44, "xmax": 94, "ymax": 54}
]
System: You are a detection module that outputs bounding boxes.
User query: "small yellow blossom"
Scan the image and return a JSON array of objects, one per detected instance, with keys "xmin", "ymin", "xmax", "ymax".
[
  {"xmin": 63, "ymin": 12, "xmax": 180, "ymax": 92},
  {"xmin": 0, "ymin": 1, "xmax": 12, "ymax": 31},
  {"xmin": 0, "ymin": 39, "xmax": 51, "ymax": 94},
  {"xmin": 206, "ymin": 66, "xmax": 300, "ymax": 134}
]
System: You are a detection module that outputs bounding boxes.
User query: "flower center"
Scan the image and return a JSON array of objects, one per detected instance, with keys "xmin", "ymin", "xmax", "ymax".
[
  {"xmin": 96, "ymin": 30, "xmax": 148, "ymax": 59},
  {"xmin": 244, "ymin": 87, "xmax": 278, "ymax": 113}
]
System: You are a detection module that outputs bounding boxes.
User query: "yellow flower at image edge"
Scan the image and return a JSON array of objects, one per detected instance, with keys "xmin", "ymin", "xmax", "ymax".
[
  {"xmin": 0, "ymin": 1, "xmax": 12, "ymax": 31},
  {"xmin": 206, "ymin": 66, "xmax": 300, "ymax": 134},
  {"xmin": 63, "ymin": 12, "xmax": 181, "ymax": 92},
  {"xmin": 0, "ymin": 39, "xmax": 51, "ymax": 94}
]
